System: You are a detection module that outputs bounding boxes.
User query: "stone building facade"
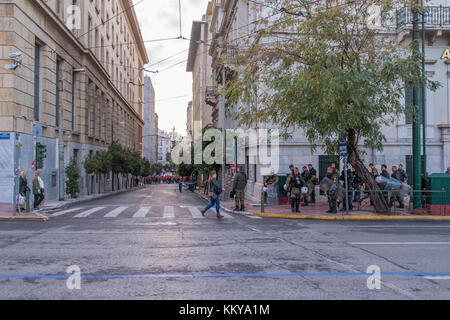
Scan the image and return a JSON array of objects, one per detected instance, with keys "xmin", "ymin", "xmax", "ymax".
[
  {"xmin": 143, "ymin": 76, "xmax": 158, "ymax": 163},
  {"xmin": 186, "ymin": 1, "xmax": 215, "ymax": 137},
  {"xmin": 204, "ymin": 0, "xmax": 450, "ymax": 201},
  {"xmin": 0, "ymin": 0, "xmax": 148, "ymax": 203}
]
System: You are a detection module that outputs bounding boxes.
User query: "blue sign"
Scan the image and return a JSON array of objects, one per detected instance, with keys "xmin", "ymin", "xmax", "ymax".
[
  {"xmin": 0, "ymin": 133, "xmax": 11, "ymax": 140},
  {"xmin": 338, "ymin": 141, "xmax": 348, "ymax": 157}
]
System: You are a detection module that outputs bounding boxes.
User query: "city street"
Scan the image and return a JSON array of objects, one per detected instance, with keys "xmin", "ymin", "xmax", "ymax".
[{"xmin": 1, "ymin": 185, "xmax": 450, "ymax": 300}]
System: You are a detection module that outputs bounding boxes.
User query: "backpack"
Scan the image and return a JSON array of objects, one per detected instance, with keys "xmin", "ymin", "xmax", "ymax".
[{"xmin": 214, "ymin": 184, "xmax": 223, "ymax": 195}]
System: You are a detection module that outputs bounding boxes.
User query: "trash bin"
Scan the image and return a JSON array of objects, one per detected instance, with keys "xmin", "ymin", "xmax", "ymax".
[
  {"xmin": 429, "ymin": 174, "xmax": 450, "ymax": 205},
  {"xmin": 188, "ymin": 183, "xmax": 195, "ymax": 192}
]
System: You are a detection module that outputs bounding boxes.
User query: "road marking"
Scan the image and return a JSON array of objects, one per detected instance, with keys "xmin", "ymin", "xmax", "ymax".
[
  {"xmin": 104, "ymin": 206, "xmax": 128, "ymax": 218},
  {"xmin": 248, "ymin": 216, "xmax": 263, "ymax": 219},
  {"xmin": 188, "ymin": 207, "xmax": 204, "ymax": 219},
  {"xmin": 351, "ymin": 242, "xmax": 450, "ymax": 245},
  {"xmin": 221, "ymin": 212, "xmax": 233, "ymax": 219},
  {"xmin": 133, "ymin": 206, "xmax": 151, "ymax": 218},
  {"xmin": 163, "ymin": 206, "xmax": 174, "ymax": 219},
  {"xmin": 73, "ymin": 207, "xmax": 106, "ymax": 218},
  {"xmin": 424, "ymin": 276, "xmax": 450, "ymax": 280},
  {"xmin": 51, "ymin": 207, "xmax": 83, "ymax": 217}
]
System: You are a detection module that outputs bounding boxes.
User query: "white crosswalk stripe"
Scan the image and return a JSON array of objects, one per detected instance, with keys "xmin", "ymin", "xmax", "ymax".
[
  {"xmin": 163, "ymin": 206, "xmax": 175, "ymax": 219},
  {"xmin": 248, "ymin": 216, "xmax": 263, "ymax": 219},
  {"xmin": 221, "ymin": 212, "xmax": 234, "ymax": 219},
  {"xmin": 50, "ymin": 207, "xmax": 83, "ymax": 217},
  {"xmin": 188, "ymin": 207, "xmax": 204, "ymax": 219},
  {"xmin": 132, "ymin": 206, "xmax": 151, "ymax": 218},
  {"xmin": 104, "ymin": 206, "xmax": 128, "ymax": 218},
  {"xmin": 73, "ymin": 207, "xmax": 106, "ymax": 218}
]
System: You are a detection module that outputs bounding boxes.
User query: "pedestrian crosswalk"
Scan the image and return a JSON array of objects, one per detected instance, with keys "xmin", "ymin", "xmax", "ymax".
[
  {"xmin": 73, "ymin": 207, "xmax": 106, "ymax": 218},
  {"xmin": 163, "ymin": 206, "xmax": 174, "ymax": 219},
  {"xmin": 132, "ymin": 206, "xmax": 151, "ymax": 218},
  {"xmin": 46, "ymin": 205, "xmax": 259, "ymax": 220}
]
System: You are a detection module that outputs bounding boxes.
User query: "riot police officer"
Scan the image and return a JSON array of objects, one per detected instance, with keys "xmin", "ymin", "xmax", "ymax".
[{"xmin": 286, "ymin": 167, "xmax": 305, "ymax": 213}]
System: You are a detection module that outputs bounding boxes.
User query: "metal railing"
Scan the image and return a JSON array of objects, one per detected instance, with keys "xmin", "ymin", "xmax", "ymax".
[
  {"xmin": 397, "ymin": 6, "xmax": 450, "ymax": 29},
  {"xmin": 353, "ymin": 189, "xmax": 447, "ymax": 216}
]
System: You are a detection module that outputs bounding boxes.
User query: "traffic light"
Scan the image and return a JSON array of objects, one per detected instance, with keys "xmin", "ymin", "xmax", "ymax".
[{"xmin": 36, "ymin": 142, "xmax": 47, "ymax": 169}]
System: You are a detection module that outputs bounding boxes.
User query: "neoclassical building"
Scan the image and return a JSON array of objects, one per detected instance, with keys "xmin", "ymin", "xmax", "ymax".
[
  {"xmin": 0, "ymin": 0, "xmax": 148, "ymax": 203},
  {"xmin": 203, "ymin": 0, "xmax": 450, "ymax": 201}
]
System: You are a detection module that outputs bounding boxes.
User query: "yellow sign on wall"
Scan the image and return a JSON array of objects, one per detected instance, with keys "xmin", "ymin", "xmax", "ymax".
[{"xmin": 442, "ymin": 49, "xmax": 450, "ymax": 60}]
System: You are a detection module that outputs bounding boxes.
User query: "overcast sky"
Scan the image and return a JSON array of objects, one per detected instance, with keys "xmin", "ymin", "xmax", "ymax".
[{"xmin": 134, "ymin": 0, "xmax": 209, "ymax": 135}]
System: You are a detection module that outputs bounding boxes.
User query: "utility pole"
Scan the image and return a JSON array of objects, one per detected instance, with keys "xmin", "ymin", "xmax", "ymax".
[
  {"xmin": 412, "ymin": 2, "xmax": 422, "ymax": 209},
  {"xmin": 221, "ymin": 68, "xmax": 226, "ymax": 201},
  {"xmin": 421, "ymin": 1, "xmax": 427, "ymax": 179},
  {"xmin": 58, "ymin": 102, "xmax": 64, "ymax": 201}
]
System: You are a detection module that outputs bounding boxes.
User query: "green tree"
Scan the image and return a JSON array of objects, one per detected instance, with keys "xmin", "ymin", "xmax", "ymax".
[
  {"xmin": 225, "ymin": 0, "xmax": 439, "ymax": 213},
  {"xmin": 141, "ymin": 158, "xmax": 152, "ymax": 177},
  {"xmin": 65, "ymin": 158, "xmax": 80, "ymax": 199}
]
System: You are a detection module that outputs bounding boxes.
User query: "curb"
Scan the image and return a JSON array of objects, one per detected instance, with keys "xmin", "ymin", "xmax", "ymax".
[
  {"xmin": 252, "ymin": 212, "xmax": 450, "ymax": 221},
  {"xmin": 0, "ymin": 215, "xmax": 48, "ymax": 222}
]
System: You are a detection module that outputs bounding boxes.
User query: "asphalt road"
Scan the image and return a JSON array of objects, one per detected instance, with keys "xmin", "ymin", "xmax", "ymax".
[{"xmin": 1, "ymin": 184, "xmax": 450, "ymax": 300}]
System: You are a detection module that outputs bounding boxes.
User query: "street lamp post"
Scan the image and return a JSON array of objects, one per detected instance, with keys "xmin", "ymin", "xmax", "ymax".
[{"xmin": 412, "ymin": 3, "xmax": 422, "ymax": 209}]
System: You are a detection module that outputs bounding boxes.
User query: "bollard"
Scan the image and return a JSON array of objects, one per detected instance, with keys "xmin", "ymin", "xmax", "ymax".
[
  {"xmin": 261, "ymin": 191, "xmax": 265, "ymax": 213},
  {"xmin": 26, "ymin": 190, "xmax": 30, "ymax": 213}
]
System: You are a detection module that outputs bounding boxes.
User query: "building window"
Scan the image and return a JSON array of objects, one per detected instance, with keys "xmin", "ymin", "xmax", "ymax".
[{"xmin": 33, "ymin": 44, "xmax": 42, "ymax": 121}]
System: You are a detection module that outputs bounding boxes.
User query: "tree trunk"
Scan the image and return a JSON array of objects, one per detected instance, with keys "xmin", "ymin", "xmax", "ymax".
[{"xmin": 347, "ymin": 130, "xmax": 390, "ymax": 214}]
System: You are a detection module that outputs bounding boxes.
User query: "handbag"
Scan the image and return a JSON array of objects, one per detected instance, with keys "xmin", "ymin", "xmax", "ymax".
[{"xmin": 17, "ymin": 194, "xmax": 24, "ymax": 205}]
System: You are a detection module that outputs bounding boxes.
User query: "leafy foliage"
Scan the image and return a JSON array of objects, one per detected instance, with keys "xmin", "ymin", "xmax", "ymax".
[
  {"xmin": 224, "ymin": 0, "xmax": 440, "ymax": 213},
  {"xmin": 65, "ymin": 158, "xmax": 80, "ymax": 199}
]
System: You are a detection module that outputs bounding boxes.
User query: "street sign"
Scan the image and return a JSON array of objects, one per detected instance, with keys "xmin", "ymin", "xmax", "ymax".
[
  {"xmin": 33, "ymin": 124, "xmax": 43, "ymax": 137},
  {"xmin": 0, "ymin": 133, "xmax": 11, "ymax": 140},
  {"xmin": 231, "ymin": 164, "xmax": 236, "ymax": 174},
  {"xmin": 338, "ymin": 141, "xmax": 348, "ymax": 158}
]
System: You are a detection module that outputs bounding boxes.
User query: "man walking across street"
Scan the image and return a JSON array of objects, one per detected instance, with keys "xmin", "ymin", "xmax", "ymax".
[
  {"xmin": 232, "ymin": 166, "xmax": 248, "ymax": 211},
  {"xmin": 201, "ymin": 170, "xmax": 224, "ymax": 219}
]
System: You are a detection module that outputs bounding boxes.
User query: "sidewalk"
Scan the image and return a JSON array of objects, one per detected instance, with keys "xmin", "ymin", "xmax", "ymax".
[
  {"xmin": 191, "ymin": 187, "xmax": 450, "ymax": 221},
  {"xmin": 0, "ymin": 186, "xmax": 145, "ymax": 221},
  {"xmin": 0, "ymin": 203, "xmax": 48, "ymax": 221}
]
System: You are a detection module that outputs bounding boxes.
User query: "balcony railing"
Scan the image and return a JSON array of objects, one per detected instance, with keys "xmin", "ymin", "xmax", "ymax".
[
  {"xmin": 205, "ymin": 86, "xmax": 218, "ymax": 107},
  {"xmin": 397, "ymin": 6, "xmax": 450, "ymax": 29}
]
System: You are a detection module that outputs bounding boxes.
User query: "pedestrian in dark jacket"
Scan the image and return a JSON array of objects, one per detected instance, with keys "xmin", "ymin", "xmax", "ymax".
[
  {"xmin": 233, "ymin": 166, "xmax": 248, "ymax": 211},
  {"xmin": 19, "ymin": 171, "xmax": 30, "ymax": 196},
  {"xmin": 32, "ymin": 171, "xmax": 44, "ymax": 210},
  {"xmin": 380, "ymin": 164, "xmax": 390, "ymax": 179},
  {"xmin": 201, "ymin": 171, "xmax": 224, "ymax": 219}
]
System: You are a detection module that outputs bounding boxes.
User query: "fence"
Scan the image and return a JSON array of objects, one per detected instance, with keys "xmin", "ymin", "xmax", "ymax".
[{"xmin": 397, "ymin": 6, "xmax": 450, "ymax": 29}]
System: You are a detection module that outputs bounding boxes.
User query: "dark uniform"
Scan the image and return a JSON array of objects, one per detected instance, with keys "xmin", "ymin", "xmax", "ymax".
[
  {"xmin": 326, "ymin": 170, "xmax": 340, "ymax": 213},
  {"xmin": 232, "ymin": 171, "xmax": 248, "ymax": 211},
  {"xmin": 396, "ymin": 168, "xmax": 408, "ymax": 183},
  {"xmin": 309, "ymin": 167, "xmax": 318, "ymax": 203},
  {"xmin": 353, "ymin": 170, "xmax": 363, "ymax": 203},
  {"xmin": 286, "ymin": 173, "xmax": 305, "ymax": 213},
  {"xmin": 391, "ymin": 170, "xmax": 405, "ymax": 208},
  {"xmin": 381, "ymin": 170, "xmax": 390, "ymax": 179},
  {"xmin": 301, "ymin": 169, "xmax": 312, "ymax": 206}
]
